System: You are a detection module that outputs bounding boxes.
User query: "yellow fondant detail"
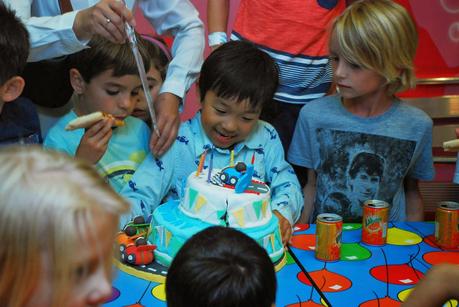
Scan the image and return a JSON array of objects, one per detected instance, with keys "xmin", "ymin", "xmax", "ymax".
[
  {"xmin": 113, "ymin": 259, "xmax": 165, "ymax": 283},
  {"xmin": 165, "ymin": 230, "xmax": 172, "ymax": 247},
  {"xmin": 151, "ymin": 283, "xmax": 166, "ymax": 301},
  {"xmin": 262, "ymin": 200, "xmax": 268, "ymax": 217},
  {"xmin": 195, "ymin": 195, "xmax": 207, "ymax": 212},
  {"xmin": 270, "ymin": 234, "xmax": 275, "ymax": 251},
  {"xmin": 233, "ymin": 208, "xmax": 245, "ymax": 227}
]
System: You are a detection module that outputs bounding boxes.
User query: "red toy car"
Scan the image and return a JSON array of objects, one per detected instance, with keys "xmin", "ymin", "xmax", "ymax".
[{"xmin": 121, "ymin": 241, "xmax": 157, "ymax": 265}]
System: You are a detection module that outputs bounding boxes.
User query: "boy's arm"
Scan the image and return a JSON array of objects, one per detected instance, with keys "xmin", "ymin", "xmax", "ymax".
[
  {"xmin": 402, "ymin": 264, "xmax": 459, "ymax": 307},
  {"xmin": 263, "ymin": 127, "xmax": 304, "ymax": 243},
  {"xmin": 207, "ymin": 0, "xmax": 229, "ymax": 50},
  {"xmin": 299, "ymin": 168, "xmax": 317, "ymax": 224},
  {"xmin": 119, "ymin": 149, "xmax": 175, "ymax": 226},
  {"xmin": 405, "ymin": 177, "xmax": 424, "ymax": 221}
]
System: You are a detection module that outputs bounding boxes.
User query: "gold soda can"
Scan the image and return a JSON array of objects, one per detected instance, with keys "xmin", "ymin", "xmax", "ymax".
[
  {"xmin": 435, "ymin": 201, "xmax": 459, "ymax": 249},
  {"xmin": 362, "ymin": 199, "xmax": 389, "ymax": 246},
  {"xmin": 315, "ymin": 213, "xmax": 342, "ymax": 261}
]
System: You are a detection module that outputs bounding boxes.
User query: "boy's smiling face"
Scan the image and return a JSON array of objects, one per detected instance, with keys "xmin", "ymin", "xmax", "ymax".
[
  {"xmin": 200, "ymin": 90, "xmax": 261, "ymax": 149},
  {"xmin": 72, "ymin": 68, "xmax": 142, "ymax": 120}
]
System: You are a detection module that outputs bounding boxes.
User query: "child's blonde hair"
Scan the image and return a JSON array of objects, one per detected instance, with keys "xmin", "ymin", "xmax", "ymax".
[
  {"xmin": 331, "ymin": 0, "xmax": 418, "ymax": 95},
  {"xmin": 0, "ymin": 146, "xmax": 129, "ymax": 307}
]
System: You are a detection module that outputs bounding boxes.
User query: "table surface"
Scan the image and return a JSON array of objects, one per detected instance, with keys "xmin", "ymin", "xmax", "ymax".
[{"xmin": 105, "ymin": 222, "xmax": 459, "ymax": 307}]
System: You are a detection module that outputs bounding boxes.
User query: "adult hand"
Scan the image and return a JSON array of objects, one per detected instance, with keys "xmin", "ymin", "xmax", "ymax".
[
  {"xmin": 150, "ymin": 92, "xmax": 181, "ymax": 157},
  {"xmin": 73, "ymin": 0, "xmax": 135, "ymax": 44},
  {"xmin": 273, "ymin": 210, "xmax": 293, "ymax": 246},
  {"xmin": 75, "ymin": 118, "xmax": 113, "ymax": 164}
]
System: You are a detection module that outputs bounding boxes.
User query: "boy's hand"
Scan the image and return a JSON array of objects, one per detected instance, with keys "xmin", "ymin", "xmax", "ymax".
[
  {"xmin": 273, "ymin": 210, "xmax": 292, "ymax": 246},
  {"xmin": 150, "ymin": 92, "xmax": 181, "ymax": 157},
  {"xmin": 75, "ymin": 118, "xmax": 113, "ymax": 164}
]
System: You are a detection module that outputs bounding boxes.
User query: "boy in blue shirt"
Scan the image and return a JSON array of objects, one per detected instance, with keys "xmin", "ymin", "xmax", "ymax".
[
  {"xmin": 0, "ymin": 3, "xmax": 41, "ymax": 145},
  {"xmin": 122, "ymin": 41, "xmax": 303, "ymax": 243},
  {"xmin": 44, "ymin": 35, "xmax": 151, "ymax": 192},
  {"xmin": 288, "ymin": 0, "xmax": 434, "ymax": 223}
]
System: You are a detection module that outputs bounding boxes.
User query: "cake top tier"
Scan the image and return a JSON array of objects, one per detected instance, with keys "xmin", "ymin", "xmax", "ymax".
[{"xmin": 180, "ymin": 163, "xmax": 271, "ymax": 228}]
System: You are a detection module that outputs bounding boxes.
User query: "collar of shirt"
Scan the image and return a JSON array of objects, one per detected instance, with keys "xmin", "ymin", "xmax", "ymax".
[{"xmin": 189, "ymin": 112, "xmax": 264, "ymax": 159}]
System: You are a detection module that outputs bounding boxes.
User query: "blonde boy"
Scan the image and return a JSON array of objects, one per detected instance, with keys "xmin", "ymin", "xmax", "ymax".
[
  {"xmin": 0, "ymin": 146, "xmax": 129, "ymax": 307},
  {"xmin": 288, "ymin": 0, "xmax": 434, "ymax": 223}
]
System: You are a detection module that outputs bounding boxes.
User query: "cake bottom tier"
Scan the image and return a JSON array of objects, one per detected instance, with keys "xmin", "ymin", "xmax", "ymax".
[{"xmin": 150, "ymin": 200, "xmax": 284, "ymax": 267}]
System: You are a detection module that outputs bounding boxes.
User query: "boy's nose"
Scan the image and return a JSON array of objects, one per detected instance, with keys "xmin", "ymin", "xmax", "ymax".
[
  {"xmin": 334, "ymin": 62, "xmax": 347, "ymax": 79},
  {"xmin": 119, "ymin": 95, "xmax": 134, "ymax": 110},
  {"xmin": 221, "ymin": 118, "xmax": 237, "ymax": 133}
]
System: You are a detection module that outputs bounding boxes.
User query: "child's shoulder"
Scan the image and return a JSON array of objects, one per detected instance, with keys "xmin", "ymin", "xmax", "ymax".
[
  {"xmin": 300, "ymin": 95, "xmax": 340, "ymax": 114},
  {"xmin": 396, "ymin": 101, "xmax": 433, "ymax": 126},
  {"xmin": 48, "ymin": 111, "xmax": 77, "ymax": 133}
]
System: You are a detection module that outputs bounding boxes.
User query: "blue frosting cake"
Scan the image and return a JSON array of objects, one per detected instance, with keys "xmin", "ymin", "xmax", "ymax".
[{"xmin": 149, "ymin": 165, "xmax": 285, "ymax": 267}]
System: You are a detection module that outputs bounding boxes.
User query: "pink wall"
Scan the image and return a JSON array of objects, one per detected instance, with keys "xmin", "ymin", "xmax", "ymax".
[{"xmin": 134, "ymin": 0, "xmax": 240, "ymax": 120}]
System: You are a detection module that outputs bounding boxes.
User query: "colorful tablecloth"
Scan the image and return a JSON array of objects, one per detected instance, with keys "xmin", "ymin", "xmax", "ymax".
[{"xmin": 105, "ymin": 222, "xmax": 459, "ymax": 306}]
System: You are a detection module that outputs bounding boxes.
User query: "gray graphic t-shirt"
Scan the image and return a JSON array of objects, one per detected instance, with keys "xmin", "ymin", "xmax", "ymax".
[{"xmin": 288, "ymin": 95, "xmax": 434, "ymax": 222}]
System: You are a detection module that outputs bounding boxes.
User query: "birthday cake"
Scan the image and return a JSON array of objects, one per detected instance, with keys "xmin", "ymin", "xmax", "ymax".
[{"xmin": 149, "ymin": 162, "xmax": 285, "ymax": 267}]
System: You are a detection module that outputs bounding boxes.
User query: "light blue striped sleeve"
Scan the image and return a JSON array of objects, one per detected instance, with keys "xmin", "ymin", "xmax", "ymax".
[
  {"xmin": 262, "ymin": 124, "xmax": 303, "ymax": 226},
  {"xmin": 119, "ymin": 145, "xmax": 176, "ymax": 226}
]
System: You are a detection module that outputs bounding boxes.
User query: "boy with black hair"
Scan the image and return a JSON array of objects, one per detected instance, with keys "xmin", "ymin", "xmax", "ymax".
[
  {"xmin": 0, "ymin": 3, "xmax": 41, "ymax": 145},
  {"xmin": 166, "ymin": 226, "xmax": 276, "ymax": 307},
  {"xmin": 122, "ymin": 41, "xmax": 303, "ymax": 243},
  {"xmin": 44, "ymin": 35, "xmax": 151, "ymax": 192}
]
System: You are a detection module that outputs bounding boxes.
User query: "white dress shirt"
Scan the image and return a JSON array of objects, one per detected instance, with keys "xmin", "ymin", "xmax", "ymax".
[{"xmin": 4, "ymin": 0, "xmax": 204, "ymax": 99}]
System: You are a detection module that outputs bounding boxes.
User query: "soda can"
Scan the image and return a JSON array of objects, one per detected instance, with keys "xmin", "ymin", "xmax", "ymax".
[
  {"xmin": 362, "ymin": 200, "xmax": 389, "ymax": 246},
  {"xmin": 315, "ymin": 213, "xmax": 342, "ymax": 261},
  {"xmin": 435, "ymin": 201, "xmax": 459, "ymax": 249}
]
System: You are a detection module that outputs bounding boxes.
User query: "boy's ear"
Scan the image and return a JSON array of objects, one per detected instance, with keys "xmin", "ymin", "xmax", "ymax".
[
  {"xmin": 69, "ymin": 68, "xmax": 86, "ymax": 94},
  {"xmin": 0, "ymin": 76, "xmax": 25, "ymax": 103}
]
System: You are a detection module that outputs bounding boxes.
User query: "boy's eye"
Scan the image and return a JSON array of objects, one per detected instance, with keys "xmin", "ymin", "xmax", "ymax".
[
  {"xmin": 106, "ymin": 89, "xmax": 119, "ymax": 96},
  {"xmin": 349, "ymin": 62, "xmax": 361, "ymax": 69},
  {"xmin": 242, "ymin": 116, "xmax": 256, "ymax": 122},
  {"xmin": 74, "ymin": 265, "xmax": 87, "ymax": 281},
  {"xmin": 214, "ymin": 108, "xmax": 226, "ymax": 114}
]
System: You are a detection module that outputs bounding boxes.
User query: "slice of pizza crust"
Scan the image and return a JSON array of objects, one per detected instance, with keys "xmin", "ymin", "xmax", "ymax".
[
  {"xmin": 443, "ymin": 139, "xmax": 459, "ymax": 152},
  {"xmin": 65, "ymin": 111, "xmax": 124, "ymax": 131}
]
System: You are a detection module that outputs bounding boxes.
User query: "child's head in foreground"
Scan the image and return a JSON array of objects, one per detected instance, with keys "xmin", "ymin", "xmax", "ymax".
[
  {"xmin": 166, "ymin": 226, "xmax": 276, "ymax": 307},
  {"xmin": 68, "ymin": 34, "xmax": 150, "ymax": 120},
  {"xmin": 132, "ymin": 35, "xmax": 171, "ymax": 124},
  {"xmin": 0, "ymin": 2, "xmax": 29, "ymax": 111},
  {"xmin": 198, "ymin": 40, "xmax": 279, "ymax": 149},
  {"xmin": 330, "ymin": 0, "xmax": 418, "ymax": 96},
  {"xmin": 0, "ymin": 146, "xmax": 129, "ymax": 307}
]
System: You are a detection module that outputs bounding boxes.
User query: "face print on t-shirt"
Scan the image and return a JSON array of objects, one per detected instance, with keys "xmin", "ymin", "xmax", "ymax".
[{"xmin": 314, "ymin": 128, "xmax": 416, "ymax": 222}]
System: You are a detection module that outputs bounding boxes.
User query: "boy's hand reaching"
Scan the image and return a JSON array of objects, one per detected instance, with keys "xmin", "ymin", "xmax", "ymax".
[
  {"xmin": 76, "ymin": 118, "xmax": 113, "ymax": 164},
  {"xmin": 273, "ymin": 210, "xmax": 292, "ymax": 246},
  {"xmin": 150, "ymin": 92, "xmax": 181, "ymax": 157}
]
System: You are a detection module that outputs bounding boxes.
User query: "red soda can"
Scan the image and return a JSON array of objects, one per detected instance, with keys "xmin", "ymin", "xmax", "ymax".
[
  {"xmin": 435, "ymin": 201, "xmax": 459, "ymax": 249},
  {"xmin": 315, "ymin": 213, "xmax": 342, "ymax": 261},
  {"xmin": 362, "ymin": 200, "xmax": 389, "ymax": 246}
]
